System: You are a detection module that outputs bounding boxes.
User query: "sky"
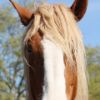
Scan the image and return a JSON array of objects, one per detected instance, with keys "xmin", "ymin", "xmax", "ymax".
[{"xmin": 0, "ymin": 0, "xmax": 100, "ymax": 47}]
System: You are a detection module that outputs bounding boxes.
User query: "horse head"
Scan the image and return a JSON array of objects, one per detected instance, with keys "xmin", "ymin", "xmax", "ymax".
[{"xmin": 9, "ymin": 0, "xmax": 88, "ymax": 100}]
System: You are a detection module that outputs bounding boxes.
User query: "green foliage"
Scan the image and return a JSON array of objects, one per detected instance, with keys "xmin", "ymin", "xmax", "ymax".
[
  {"xmin": 0, "ymin": 7, "xmax": 16, "ymax": 32},
  {"xmin": 0, "ymin": 3, "xmax": 25, "ymax": 100},
  {"xmin": 0, "ymin": 93, "xmax": 14, "ymax": 100},
  {"xmin": 86, "ymin": 47, "xmax": 100, "ymax": 100}
]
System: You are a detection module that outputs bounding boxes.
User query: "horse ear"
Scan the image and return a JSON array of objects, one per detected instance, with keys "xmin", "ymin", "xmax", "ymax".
[
  {"xmin": 9, "ymin": 0, "xmax": 33, "ymax": 26},
  {"xmin": 71, "ymin": 0, "xmax": 88, "ymax": 21}
]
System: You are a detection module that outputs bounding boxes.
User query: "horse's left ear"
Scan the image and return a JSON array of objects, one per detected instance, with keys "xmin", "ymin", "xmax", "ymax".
[
  {"xmin": 9, "ymin": 0, "xmax": 33, "ymax": 26},
  {"xmin": 71, "ymin": 0, "xmax": 88, "ymax": 21}
]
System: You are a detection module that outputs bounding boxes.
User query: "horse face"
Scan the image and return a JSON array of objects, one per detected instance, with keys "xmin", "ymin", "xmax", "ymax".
[{"xmin": 9, "ymin": 0, "xmax": 88, "ymax": 100}]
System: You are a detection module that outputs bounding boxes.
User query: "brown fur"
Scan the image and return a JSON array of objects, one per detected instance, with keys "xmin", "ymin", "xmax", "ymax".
[
  {"xmin": 64, "ymin": 56, "xmax": 77, "ymax": 100},
  {"xmin": 71, "ymin": 0, "xmax": 88, "ymax": 21},
  {"xmin": 9, "ymin": 0, "xmax": 33, "ymax": 25},
  {"xmin": 24, "ymin": 32, "xmax": 44, "ymax": 100}
]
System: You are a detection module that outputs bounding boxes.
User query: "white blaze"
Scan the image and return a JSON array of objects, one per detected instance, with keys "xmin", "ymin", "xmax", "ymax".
[{"xmin": 41, "ymin": 37, "xmax": 67, "ymax": 100}]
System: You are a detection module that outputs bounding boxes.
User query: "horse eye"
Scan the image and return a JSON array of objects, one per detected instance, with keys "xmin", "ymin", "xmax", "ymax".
[{"xmin": 27, "ymin": 44, "xmax": 32, "ymax": 53}]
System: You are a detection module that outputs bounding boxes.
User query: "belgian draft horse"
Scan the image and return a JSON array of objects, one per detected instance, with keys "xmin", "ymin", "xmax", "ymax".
[{"xmin": 9, "ymin": 0, "xmax": 88, "ymax": 100}]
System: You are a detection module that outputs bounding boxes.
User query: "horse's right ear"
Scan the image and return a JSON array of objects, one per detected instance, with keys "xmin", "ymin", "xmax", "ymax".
[{"xmin": 9, "ymin": 0, "xmax": 33, "ymax": 26}]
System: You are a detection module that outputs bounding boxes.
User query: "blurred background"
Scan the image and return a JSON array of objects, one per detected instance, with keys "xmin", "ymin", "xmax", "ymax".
[{"xmin": 0, "ymin": 0, "xmax": 100, "ymax": 100}]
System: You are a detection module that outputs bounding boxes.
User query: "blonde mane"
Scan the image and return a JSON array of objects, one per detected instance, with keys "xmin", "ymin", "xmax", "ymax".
[{"xmin": 24, "ymin": 3, "xmax": 88, "ymax": 100}]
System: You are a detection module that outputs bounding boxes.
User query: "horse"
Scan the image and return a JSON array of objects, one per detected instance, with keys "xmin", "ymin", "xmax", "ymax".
[{"xmin": 9, "ymin": 0, "xmax": 88, "ymax": 100}]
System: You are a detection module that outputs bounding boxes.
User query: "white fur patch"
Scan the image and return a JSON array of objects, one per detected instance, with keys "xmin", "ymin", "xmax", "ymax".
[{"xmin": 41, "ymin": 37, "xmax": 67, "ymax": 100}]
